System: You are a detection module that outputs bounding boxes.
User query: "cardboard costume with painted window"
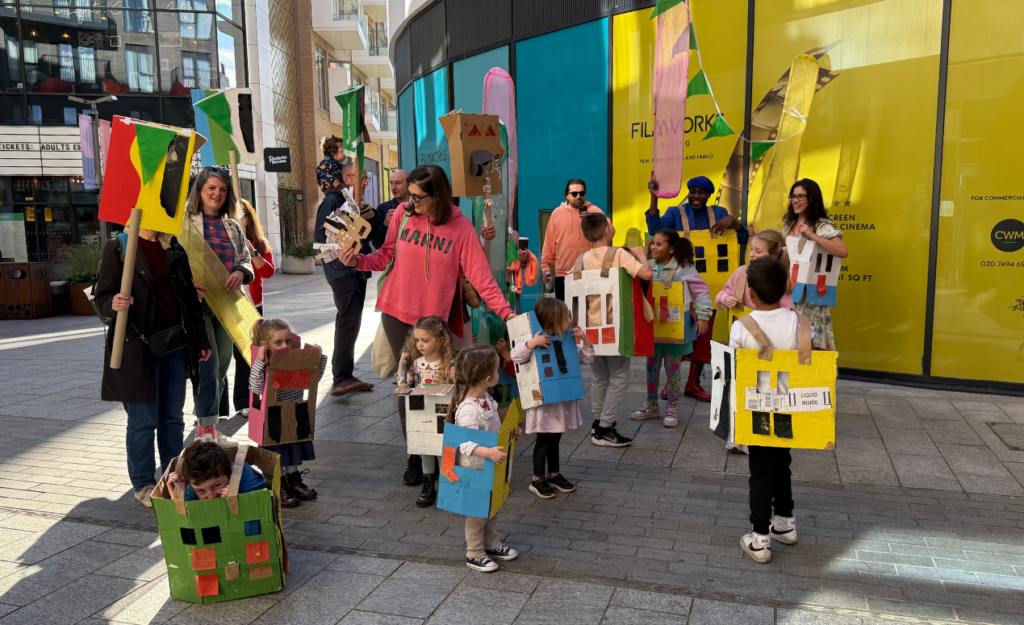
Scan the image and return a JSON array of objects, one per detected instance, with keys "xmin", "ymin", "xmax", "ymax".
[
  {"xmin": 438, "ymin": 400, "xmax": 523, "ymax": 519},
  {"xmin": 565, "ymin": 247, "xmax": 654, "ymax": 357},
  {"xmin": 709, "ymin": 316, "xmax": 837, "ymax": 450},
  {"xmin": 678, "ymin": 206, "xmax": 740, "ymax": 301},
  {"xmin": 151, "ymin": 445, "xmax": 289, "ymax": 604},
  {"xmin": 402, "ymin": 384, "xmax": 455, "ymax": 456},
  {"xmin": 787, "ymin": 235, "xmax": 840, "ymax": 306},
  {"xmin": 650, "ymin": 271, "xmax": 696, "ymax": 345},
  {"xmin": 507, "ymin": 312, "xmax": 585, "ymax": 410},
  {"xmin": 247, "ymin": 341, "xmax": 322, "ymax": 446}
]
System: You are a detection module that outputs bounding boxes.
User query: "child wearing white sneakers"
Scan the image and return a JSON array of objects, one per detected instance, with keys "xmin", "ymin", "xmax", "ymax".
[{"xmin": 730, "ymin": 257, "xmax": 802, "ymax": 563}]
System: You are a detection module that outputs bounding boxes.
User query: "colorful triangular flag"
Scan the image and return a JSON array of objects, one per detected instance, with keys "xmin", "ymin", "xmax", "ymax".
[
  {"xmin": 134, "ymin": 124, "xmax": 177, "ymax": 185},
  {"xmin": 687, "ymin": 70, "xmax": 711, "ymax": 97},
  {"xmin": 690, "ymin": 24, "xmax": 698, "ymax": 50},
  {"xmin": 751, "ymin": 141, "xmax": 775, "ymax": 161},
  {"xmin": 702, "ymin": 115, "xmax": 735, "ymax": 140},
  {"xmin": 651, "ymin": 0, "xmax": 687, "ymax": 19}
]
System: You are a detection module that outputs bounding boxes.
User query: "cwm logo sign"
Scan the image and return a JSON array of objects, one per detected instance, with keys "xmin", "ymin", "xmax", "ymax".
[{"xmin": 991, "ymin": 219, "xmax": 1024, "ymax": 252}]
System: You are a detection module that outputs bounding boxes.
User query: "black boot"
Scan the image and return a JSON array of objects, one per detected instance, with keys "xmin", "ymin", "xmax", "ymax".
[
  {"xmin": 403, "ymin": 455, "xmax": 423, "ymax": 486},
  {"xmin": 416, "ymin": 471, "xmax": 438, "ymax": 507}
]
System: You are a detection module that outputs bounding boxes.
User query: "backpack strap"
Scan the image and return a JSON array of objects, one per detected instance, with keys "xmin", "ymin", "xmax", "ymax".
[
  {"xmin": 797, "ymin": 313, "xmax": 813, "ymax": 365},
  {"xmin": 738, "ymin": 315, "xmax": 774, "ymax": 361},
  {"xmin": 600, "ymin": 247, "xmax": 617, "ymax": 278},
  {"xmin": 117, "ymin": 232, "xmax": 129, "ymax": 262}
]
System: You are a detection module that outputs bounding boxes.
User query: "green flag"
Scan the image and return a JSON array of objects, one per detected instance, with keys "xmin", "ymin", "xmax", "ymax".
[
  {"xmin": 690, "ymin": 24, "xmax": 698, "ymax": 50},
  {"xmin": 134, "ymin": 124, "xmax": 176, "ymax": 185},
  {"xmin": 687, "ymin": 70, "xmax": 711, "ymax": 97},
  {"xmin": 334, "ymin": 86, "xmax": 369, "ymax": 172},
  {"xmin": 751, "ymin": 141, "xmax": 775, "ymax": 161},
  {"xmin": 195, "ymin": 92, "xmax": 233, "ymax": 140},
  {"xmin": 651, "ymin": 0, "xmax": 687, "ymax": 19},
  {"xmin": 702, "ymin": 114, "xmax": 735, "ymax": 140}
]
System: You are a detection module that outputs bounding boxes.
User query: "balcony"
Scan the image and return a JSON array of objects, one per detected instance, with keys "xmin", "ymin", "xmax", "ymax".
[
  {"xmin": 328, "ymin": 65, "xmax": 353, "ymax": 125},
  {"xmin": 352, "ymin": 26, "xmax": 393, "ymax": 77},
  {"xmin": 362, "ymin": 0, "xmax": 387, "ymax": 22},
  {"xmin": 370, "ymin": 106, "xmax": 397, "ymax": 145},
  {"xmin": 379, "ymin": 77, "xmax": 395, "ymax": 97},
  {"xmin": 312, "ymin": 0, "xmax": 367, "ymax": 51}
]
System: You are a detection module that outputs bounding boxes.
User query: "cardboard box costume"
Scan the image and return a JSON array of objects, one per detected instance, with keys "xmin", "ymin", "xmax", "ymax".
[
  {"xmin": 649, "ymin": 269, "xmax": 696, "ymax": 345},
  {"xmin": 247, "ymin": 342, "xmax": 322, "ymax": 446},
  {"xmin": 438, "ymin": 399, "xmax": 523, "ymax": 519},
  {"xmin": 440, "ymin": 112, "xmax": 503, "ymax": 198},
  {"xmin": 400, "ymin": 384, "xmax": 455, "ymax": 456},
  {"xmin": 710, "ymin": 315, "xmax": 837, "ymax": 450},
  {"xmin": 787, "ymin": 235, "xmax": 840, "ymax": 307},
  {"xmin": 152, "ymin": 445, "xmax": 289, "ymax": 604},
  {"xmin": 565, "ymin": 247, "xmax": 654, "ymax": 357},
  {"xmin": 507, "ymin": 312, "xmax": 585, "ymax": 410},
  {"xmin": 678, "ymin": 206, "xmax": 740, "ymax": 301}
]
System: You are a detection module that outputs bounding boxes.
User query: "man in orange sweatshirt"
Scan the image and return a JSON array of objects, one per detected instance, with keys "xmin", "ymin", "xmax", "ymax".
[{"xmin": 540, "ymin": 179, "xmax": 611, "ymax": 301}]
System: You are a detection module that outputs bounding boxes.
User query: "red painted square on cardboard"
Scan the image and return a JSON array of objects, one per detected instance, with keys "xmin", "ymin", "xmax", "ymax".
[
  {"xmin": 191, "ymin": 547, "xmax": 216, "ymax": 571},
  {"xmin": 585, "ymin": 328, "xmax": 599, "ymax": 346},
  {"xmin": 195, "ymin": 572, "xmax": 219, "ymax": 597},
  {"xmin": 601, "ymin": 327, "xmax": 616, "ymax": 344},
  {"xmin": 246, "ymin": 540, "xmax": 270, "ymax": 565}
]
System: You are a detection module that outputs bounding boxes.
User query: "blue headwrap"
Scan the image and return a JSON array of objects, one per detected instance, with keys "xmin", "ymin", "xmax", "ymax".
[{"xmin": 687, "ymin": 176, "xmax": 715, "ymax": 193}]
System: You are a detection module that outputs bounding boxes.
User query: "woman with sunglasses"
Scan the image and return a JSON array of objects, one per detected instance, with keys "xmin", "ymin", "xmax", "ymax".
[
  {"xmin": 336, "ymin": 164, "xmax": 514, "ymax": 489},
  {"xmin": 540, "ymin": 178, "xmax": 610, "ymax": 301},
  {"xmin": 184, "ymin": 167, "xmax": 254, "ymax": 443},
  {"xmin": 768, "ymin": 179, "xmax": 848, "ymax": 350}
]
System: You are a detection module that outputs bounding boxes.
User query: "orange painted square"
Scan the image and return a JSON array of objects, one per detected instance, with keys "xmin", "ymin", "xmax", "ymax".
[
  {"xmin": 585, "ymin": 329, "xmax": 599, "ymax": 346},
  {"xmin": 249, "ymin": 566, "xmax": 273, "ymax": 580},
  {"xmin": 195, "ymin": 572, "xmax": 219, "ymax": 597},
  {"xmin": 246, "ymin": 541, "xmax": 270, "ymax": 565},
  {"xmin": 601, "ymin": 327, "xmax": 616, "ymax": 344},
  {"xmin": 273, "ymin": 370, "xmax": 310, "ymax": 389},
  {"xmin": 191, "ymin": 547, "xmax": 216, "ymax": 571}
]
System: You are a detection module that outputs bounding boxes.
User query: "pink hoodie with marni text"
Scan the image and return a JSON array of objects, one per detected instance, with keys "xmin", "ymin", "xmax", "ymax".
[{"xmin": 355, "ymin": 203, "xmax": 512, "ymax": 338}]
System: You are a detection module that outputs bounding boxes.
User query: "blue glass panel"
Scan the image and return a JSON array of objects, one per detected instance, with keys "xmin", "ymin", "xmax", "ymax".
[
  {"xmin": 398, "ymin": 85, "xmax": 416, "ymax": 172},
  {"xmin": 414, "ymin": 66, "xmax": 451, "ymax": 177},
  {"xmin": 453, "ymin": 46, "xmax": 509, "ymax": 114}
]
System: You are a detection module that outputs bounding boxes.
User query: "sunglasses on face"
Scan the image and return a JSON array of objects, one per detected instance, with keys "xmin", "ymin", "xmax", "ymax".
[
  {"xmin": 408, "ymin": 192, "xmax": 429, "ymax": 204},
  {"xmin": 569, "ymin": 191, "xmax": 585, "ymax": 198}
]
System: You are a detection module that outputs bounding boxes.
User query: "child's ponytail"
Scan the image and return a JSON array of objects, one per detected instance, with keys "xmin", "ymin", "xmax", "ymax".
[
  {"xmin": 444, "ymin": 346, "xmax": 500, "ymax": 424},
  {"xmin": 250, "ymin": 318, "xmax": 291, "ymax": 346}
]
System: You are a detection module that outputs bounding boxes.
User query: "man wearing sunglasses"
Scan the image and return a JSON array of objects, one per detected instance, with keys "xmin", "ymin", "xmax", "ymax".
[{"xmin": 541, "ymin": 178, "xmax": 611, "ymax": 301}]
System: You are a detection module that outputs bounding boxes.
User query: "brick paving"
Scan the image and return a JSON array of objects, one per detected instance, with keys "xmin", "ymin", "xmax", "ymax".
[{"xmin": 0, "ymin": 270, "xmax": 1023, "ymax": 624}]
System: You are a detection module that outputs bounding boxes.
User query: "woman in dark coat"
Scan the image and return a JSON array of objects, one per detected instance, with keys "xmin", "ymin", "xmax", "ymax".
[{"xmin": 95, "ymin": 227, "xmax": 211, "ymax": 507}]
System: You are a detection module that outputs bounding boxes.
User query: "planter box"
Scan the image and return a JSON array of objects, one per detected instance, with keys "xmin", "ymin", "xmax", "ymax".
[
  {"xmin": 281, "ymin": 255, "xmax": 314, "ymax": 275},
  {"xmin": 69, "ymin": 283, "xmax": 95, "ymax": 316}
]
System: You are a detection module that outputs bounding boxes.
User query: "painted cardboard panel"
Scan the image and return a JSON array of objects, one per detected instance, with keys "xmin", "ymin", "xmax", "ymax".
[
  {"xmin": 709, "ymin": 342, "xmax": 736, "ymax": 444},
  {"xmin": 191, "ymin": 88, "xmax": 262, "ymax": 166},
  {"xmin": 787, "ymin": 235, "xmax": 840, "ymax": 307},
  {"xmin": 438, "ymin": 400, "xmax": 523, "ymax": 519},
  {"xmin": 315, "ymin": 205, "xmax": 373, "ymax": 263},
  {"xmin": 651, "ymin": 281, "xmax": 695, "ymax": 345},
  {"xmin": 689, "ymin": 229, "xmax": 739, "ymax": 301},
  {"xmin": 507, "ymin": 313, "xmax": 585, "ymax": 410},
  {"xmin": 565, "ymin": 266, "xmax": 636, "ymax": 357},
  {"xmin": 400, "ymin": 384, "xmax": 454, "ymax": 456},
  {"xmin": 247, "ymin": 342, "xmax": 321, "ymax": 446},
  {"xmin": 440, "ymin": 112, "xmax": 503, "ymax": 197},
  {"xmin": 151, "ymin": 445, "xmax": 288, "ymax": 604},
  {"xmin": 731, "ymin": 348, "xmax": 837, "ymax": 450}
]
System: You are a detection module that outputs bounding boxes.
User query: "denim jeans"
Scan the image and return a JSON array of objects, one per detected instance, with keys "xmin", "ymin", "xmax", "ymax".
[
  {"xmin": 123, "ymin": 349, "xmax": 187, "ymax": 490},
  {"xmin": 195, "ymin": 305, "xmax": 234, "ymax": 426},
  {"xmin": 329, "ymin": 274, "xmax": 367, "ymax": 386}
]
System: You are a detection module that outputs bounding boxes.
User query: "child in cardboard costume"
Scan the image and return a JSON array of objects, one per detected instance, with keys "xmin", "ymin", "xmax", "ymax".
[
  {"xmin": 437, "ymin": 346, "xmax": 522, "ymax": 573},
  {"xmin": 716, "ymin": 257, "xmax": 837, "ymax": 564},
  {"xmin": 631, "ymin": 230, "xmax": 712, "ymax": 428},
  {"xmin": 153, "ymin": 441, "xmax": 289, "ymax": 603},
  {"xmin": 566, "ymin": 213, "xmax": 653, "ymax": 448},
  {"xmin": 248, "ymin": 319, "xmax": 326, "ymax": 508},
  {"xmin": 716, "ymin": 230, "xmax": 795, "ymax": 325},
  {"xmin": 507, "ymin": 300, "xmax": 593, "ymax": 499},
  {"xmin": 396, "ymin": 316, "xmax": 457, "ymax": 508}
]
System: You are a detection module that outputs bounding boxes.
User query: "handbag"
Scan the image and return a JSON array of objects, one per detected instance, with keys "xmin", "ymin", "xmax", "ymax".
[
  {"xmin": 140, "ymin": 323, "xmax": 188, "ymax": 357},
  {"xmin": 371, "ymin": 210, "xmax": 412, "ymax": 380}
]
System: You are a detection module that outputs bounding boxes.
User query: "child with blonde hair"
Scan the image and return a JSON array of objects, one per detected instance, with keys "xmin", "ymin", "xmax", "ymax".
[
  {"xmin": 445, "ymin": 346, "xmax": 521, "ymax": 572},
  {"xmin": 512, "ymin": 298, "xmax": 594, "ymax": 499},
  {"xmin": 398, "ymin": 316, "xmax": 456, "ymax": 507},
  {"xmin": 717, "ymin": 229, "xmax": 794, "ymax": 312},
  {"xmin": 249, "ymin": 318, "xmax": 326, "ymax": 508}
]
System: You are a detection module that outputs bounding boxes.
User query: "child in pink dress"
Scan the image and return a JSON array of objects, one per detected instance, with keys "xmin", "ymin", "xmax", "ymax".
[{"xmin": 511, "ymin": 298, "xmax": 595, "ymax": 499}]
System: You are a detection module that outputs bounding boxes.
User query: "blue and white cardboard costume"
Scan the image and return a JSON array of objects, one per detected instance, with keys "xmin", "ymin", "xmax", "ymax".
[
  {"xmin": 787, "ymin": 235, "xmax": 839, "ymax": 307},
  {"xmin": 507, "ymin": 312, "xmax": 585, "ymax": 411}
]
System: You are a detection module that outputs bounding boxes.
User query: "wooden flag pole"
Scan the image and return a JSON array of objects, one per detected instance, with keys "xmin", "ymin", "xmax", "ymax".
[
  {"xmin": 229, "ymin": 150, "xmax": 243, "ymax": 210},
  {"xmin": 110, "ymin": 208, "xmax": 142, "ymax": 369}
]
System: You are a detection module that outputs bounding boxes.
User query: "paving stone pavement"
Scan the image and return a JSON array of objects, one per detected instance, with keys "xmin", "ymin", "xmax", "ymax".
[{"xmin": 0, "ymin": 269, "xmax": 1023, "ymax": 624}]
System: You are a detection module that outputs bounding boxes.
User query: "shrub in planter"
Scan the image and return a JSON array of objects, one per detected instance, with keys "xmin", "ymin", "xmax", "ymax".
[
  {"xmin": 52, "ymin": 244, "xmax": 103, "ymax": 316},
  {"xmin": 282, "ymin": 241, "xmax": 316, "ymax": 275}
]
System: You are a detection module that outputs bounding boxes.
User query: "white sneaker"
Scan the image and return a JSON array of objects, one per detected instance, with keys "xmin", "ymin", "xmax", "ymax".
[
  {"xmin": 216, "ymin": 432, "xmax": 239, "ymax": 449},
  {"xmin": 630, "ymin": 402, "xmax": 660, "ymax": 421},
  {"xmin": 770, "ymin": 515, "xmax": 797, "ymax": 545},
  {"xmin": 663, "ymin": 407, "xmax": 678, "ymax": 428},
  {"xmin": 134, "ymin": 485, "xmax": 155, "ymax": 508},
  {"xmin": 741, "ymin": 532, "xmax": 772, "ymax": 563}
]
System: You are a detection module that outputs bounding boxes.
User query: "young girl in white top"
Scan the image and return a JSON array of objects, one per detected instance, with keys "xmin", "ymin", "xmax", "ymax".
[
  {"xmin": 511, "ymin": 298, "xmax": 594, "ymax": 499},
  {"xmin": 398, "ymin": 315, "xmax": 456, "ymax": 507},
  {"xmin": 446, "ymin": 345, "xmax": 522, "ymax": 572}
]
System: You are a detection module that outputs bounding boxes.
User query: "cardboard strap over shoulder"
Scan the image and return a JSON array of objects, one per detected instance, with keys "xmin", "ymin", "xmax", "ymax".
[
  {"xmin": 679, "ymin": 210, "xmax": 691, "ymax": 238},
  {"xmin": 706, "ymin": 206, "xmax": 718, "ymax": 239},
  {"xmin": 733, "ymin": 266, "xmax": 748, "ymax": 313},
  {"xmin": 738, "ymin": 315, "xmax": 774, "ymax": 361},
  {"xmin": 797, "ymin": 313, "xmax": 813, "ymax": 365},
  {"xmin": 171, "ymin": 481, "xmax": 187, "ymax": 515},
  {"xmin": 600, "ymin": 247, "xmax": 617, "ymax": 277},
  {"xmin": 796, "ymin": 234, "xmax": 809, "ymax": 254},
  {"xmin": 227, "ymin": 444, "xmax": 249, "ymax": 515},
  {"xmin": 661, "ymin": 267, "xmax": 676, "ymax": 288},
  {"xmin": 571, "ymin": 255, "xmax": 584, "ymax": 281}
]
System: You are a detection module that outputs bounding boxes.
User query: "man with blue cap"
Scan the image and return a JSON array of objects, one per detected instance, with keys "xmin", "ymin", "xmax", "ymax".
[{"xmin": 644, "ymin": 174, "xmax": 748, "ymax": 402}]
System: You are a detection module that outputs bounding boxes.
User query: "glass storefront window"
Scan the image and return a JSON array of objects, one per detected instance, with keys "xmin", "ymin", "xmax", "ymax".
[
  {"xmin": 0, "ymin": 14, "xmax": 23, "ymax": 91},
  {"xmin": 215, "ymin": 16, "xmax": 243, "ymax": 88}
]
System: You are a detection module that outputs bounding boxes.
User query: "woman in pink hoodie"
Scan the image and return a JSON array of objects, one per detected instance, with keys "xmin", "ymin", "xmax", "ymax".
[{"xmin": 337, "ymin": 165, "xmax": 514, "ymax": 486}]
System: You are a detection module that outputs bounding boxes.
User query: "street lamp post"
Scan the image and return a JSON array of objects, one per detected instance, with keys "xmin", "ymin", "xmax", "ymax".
[{"xmin": 68, "ymin": 95, "xmax": 117, "ymax": 241}]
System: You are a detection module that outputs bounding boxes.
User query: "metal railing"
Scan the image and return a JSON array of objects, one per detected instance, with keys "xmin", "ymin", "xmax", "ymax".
[
  {"xmin": 333, "ymin": 0, "xmax": 368, "ymax": 40},
  {"xmin": 367, "ymin": 25, "xmax": 388, "ymax": 56}
]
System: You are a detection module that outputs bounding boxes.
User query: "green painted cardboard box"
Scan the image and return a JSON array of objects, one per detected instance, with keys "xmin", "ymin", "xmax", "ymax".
[{"xmin": 151, "ymin": 444, "xmax": 290, "ymax": 603}]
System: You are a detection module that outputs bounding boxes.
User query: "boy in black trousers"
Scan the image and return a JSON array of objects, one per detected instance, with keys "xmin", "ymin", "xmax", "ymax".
[{"xmin": 728, "ymin": 257, "xmax": 804, "ymax": 563}]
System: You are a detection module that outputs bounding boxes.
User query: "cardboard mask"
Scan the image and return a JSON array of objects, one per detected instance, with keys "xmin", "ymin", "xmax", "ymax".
[
  {"xmin": 710, "ymin": 315, "xmax": 837, "ymax": 450},
  {"xmin": 151, "ymin": 445, "xmax": 289, "ymax": 604},
  {"xmin": 247, "ymin": 341, "xmax": 322, "ymax": 446},
  {"xmin": 440, "ymin": 112, "xmax": 502, "ymax": 197},
  {"xmin": 438, "ymin": 399, "xmax": 523, "ymax": 519},
  {"xmin": 507, "ymin": 312, "xmax": 585, "ymax": 410},
  {"xmin": 787, "ymin": 235, "xmax": 840, "ymax": 307},
  {"xmin": 315, "ymin": 205, "xmax": 373, "ymax": 263},
  {"xmin": 400, "ymin": 384, "xmax": 454, "ymax": 456}
]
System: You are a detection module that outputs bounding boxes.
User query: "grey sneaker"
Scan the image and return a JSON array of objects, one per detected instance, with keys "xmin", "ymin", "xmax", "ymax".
[
  {"xmin": 631, "ymin": 402, "xmax": 660, "ymax": 421},
  {"xmin": 134, "ymin": 485, "xmax": 155, "ymax": 508}
]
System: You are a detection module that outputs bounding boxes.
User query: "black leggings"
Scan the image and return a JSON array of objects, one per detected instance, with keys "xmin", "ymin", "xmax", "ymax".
[
  {"xmin": 381, "ymin": 313, "xmax": 413, "ymax": 438},
  {"xmin": 748, "ymin": 446, "xmax": 794, "ymax": 535},
  {"xmin": 533, "ymin": 432, "xmax": 562, "ymax": 477}
]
